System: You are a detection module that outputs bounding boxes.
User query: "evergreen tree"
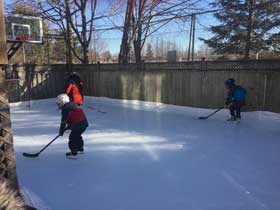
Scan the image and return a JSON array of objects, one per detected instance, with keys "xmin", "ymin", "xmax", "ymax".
[
  {"xmin": 202, "ymin": 0, "xmax": 280, "ymax": 59},
  {"xmin": 268, "ymin": 32, "xmax": 280, "ymax": 53},
  {"xmin": 146, "ymin": 43, "xmax": 154, "ymax": 61}
]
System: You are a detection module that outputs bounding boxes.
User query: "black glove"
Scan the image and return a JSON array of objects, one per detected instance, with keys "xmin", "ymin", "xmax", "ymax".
[
  {"xmin": 59, "ymin": 122, "xmax": 66, "ymax": 136},
  {"xmin": 59, "ymin": 126, "xmax": 70, "ymax": 136},
  {"xmin": 225, "ymin": 99, "xmax": 232, "ymax": 105}
]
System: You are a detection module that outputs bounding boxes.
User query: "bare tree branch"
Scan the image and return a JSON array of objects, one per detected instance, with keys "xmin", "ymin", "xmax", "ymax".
[
  {"xmin": 38, "ymin": 0, "xmax": 119, "ymax": 63},
  {"xmin": 119, "ymin": 0, "xmax": 205, "ymax": 64}
]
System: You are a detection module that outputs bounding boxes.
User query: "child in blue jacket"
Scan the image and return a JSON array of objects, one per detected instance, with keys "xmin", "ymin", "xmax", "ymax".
[{"xmin": 225, "ymin": 78, "xmax": 246, "ymax": 122}]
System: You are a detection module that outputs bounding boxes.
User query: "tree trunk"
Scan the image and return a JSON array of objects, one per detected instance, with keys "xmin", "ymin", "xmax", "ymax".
[
  {"xmin": 133, "ymin": 39, "xmax": 141, "ymax": 64},
  {"xmin": 119, "ymin": 0, "xmax": 134, "ymax": 64},
  {"xmin": 0, "ymin": 0, "xmax": 7, "ymax": 65},
  {"xmin": 83, "ymin": 43, "xmax": 89, "ymax": 64},
  {"xmin": 244, "ymin": 0, "xmax": 254, "ymax": 59},
  {"xmin": 65, "ymin": 0, "xmax": 72, "ymax": 71},
  {"xmin": 133, "ymin": 24, "xmax": 142, "ymax": 64},
  {"xmin": 81, "ymin": 3, "xmax": 89, "ymax": 64},
  {"xmin": 133, "ymin": 0, "xmax": 145, "ymax": 64}
]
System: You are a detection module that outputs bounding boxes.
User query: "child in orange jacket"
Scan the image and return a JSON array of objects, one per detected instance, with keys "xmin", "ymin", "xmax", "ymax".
[{"xmin": 65, "ymin": 72, "xmax": 83, "ymax": 106}]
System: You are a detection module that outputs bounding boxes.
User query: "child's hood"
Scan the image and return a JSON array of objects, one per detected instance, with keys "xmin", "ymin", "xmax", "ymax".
[{"xmin": 63, "ymin": 102, "xmax": 78, "ymax": 111}]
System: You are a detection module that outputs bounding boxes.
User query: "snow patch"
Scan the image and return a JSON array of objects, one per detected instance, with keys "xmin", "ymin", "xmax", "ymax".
[{"xmin": 20, "ymin": 186, "xmax": 51, "ymax": 210}]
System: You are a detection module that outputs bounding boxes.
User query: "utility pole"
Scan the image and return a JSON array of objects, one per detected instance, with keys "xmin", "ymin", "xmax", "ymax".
[
  {"xmin": 187, "ymin": 10, "xmax": 221, "ymax": 62},
  {"xmin": 187, "ymin": 14, "xmax": 193, "ymax": 61},
  {"xmin": 94, "ymin": 30, "xmax": 97, "ymax": 63},
  {"xmin": 187, "ymin": 14, "xmax": 196, "ymax": 62},
  {"xmin": 191, "ymin": 14, "xmax": 196, "ymax": 61}
]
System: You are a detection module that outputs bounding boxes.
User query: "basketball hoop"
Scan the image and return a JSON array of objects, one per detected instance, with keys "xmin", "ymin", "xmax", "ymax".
[
  {"xmin": 7, "ymin": 15, "xmax": 43, "ymax": 44},
  {"xmin": 18, "ymin": 34, "xmax": 29, "ymax": 42}
]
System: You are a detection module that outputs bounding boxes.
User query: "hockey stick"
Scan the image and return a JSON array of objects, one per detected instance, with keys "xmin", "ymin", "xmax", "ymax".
[
  {"xmin": 22, "ymin": 135, "xmax": 60, "ymax": 157},
  {"xmin": 87, "ymin": 105, "xmax": 107, "ymax": 114},
  {"xmin": 198, "ymin": 106, "xmax": 224, "ymax": 120}
]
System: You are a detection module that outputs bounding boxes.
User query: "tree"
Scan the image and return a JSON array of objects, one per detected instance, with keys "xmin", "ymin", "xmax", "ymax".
[
  {"xmin": 50, "ymin": 32, "xmax": 67, "ymax": 63},
  {"xmin": 89, "ymin": 33, "xmax": 108, "ymax": 63},
  {"xmin": 100, "ymin": 50, "xmax": 112, "ymax": 63},
  {"xmin": 202, "ymin": 0, "xmax": 280, "ymax": 59},
  {"xmin": 38, "ymin": 0, "xmax": 114, "ymax": 64},
  {"xmin": 118, "ymin": 0, "xmax": 134, "ymax": 64},
  {"xmin": 154, "ymin": 37, "xmax": 160, "ymax": 60},
  {"xmin": 119, "ymin": 0, "xmax": 203, "ymax": 64},
  {"xmin": 268, "ymin": 32, "xmax": 280, "ymax": 53},
  {"xmin": 145, "ymin": 43, "xmax": 153, "ymax": 61}
]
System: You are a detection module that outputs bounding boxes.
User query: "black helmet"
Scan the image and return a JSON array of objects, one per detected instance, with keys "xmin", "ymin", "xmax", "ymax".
[
  {"xmin": 69, "ymin": 72, "xmax": 82, "ymax": 84},
  {"xmin": 225, "ymin": 78, "xmax": 235, "ymax": 86}
]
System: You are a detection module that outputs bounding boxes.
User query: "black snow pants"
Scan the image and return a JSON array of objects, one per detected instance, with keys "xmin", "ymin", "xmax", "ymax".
[
  {"xmin": 229, "ymin": 101, "xmax": 245, "ymax": 118},
  {"xmin": 68, "ymin": 127, "xmax": 86, "ymax": 152}
]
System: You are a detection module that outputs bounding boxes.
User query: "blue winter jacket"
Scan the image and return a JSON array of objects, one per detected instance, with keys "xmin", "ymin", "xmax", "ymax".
[{"xmin": 226, "ymin": 85, "xmax": 246, "ymax": 104}]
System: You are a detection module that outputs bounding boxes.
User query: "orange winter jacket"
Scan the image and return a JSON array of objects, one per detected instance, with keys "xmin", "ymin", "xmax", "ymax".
[{"xmin": 66, "ymin": 83, "xmax": 83, "ymax": 105}]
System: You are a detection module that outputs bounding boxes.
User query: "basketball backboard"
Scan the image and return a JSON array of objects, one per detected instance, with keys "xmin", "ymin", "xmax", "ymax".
[{"xmin": 5, "ymin": 15, "xmax": 43, "ymax": 44}]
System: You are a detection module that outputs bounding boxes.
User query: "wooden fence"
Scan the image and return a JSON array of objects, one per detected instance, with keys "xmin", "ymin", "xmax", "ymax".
[{"xmin": 5, "ymin": 60, "xmax": 280, "ymax": 113}]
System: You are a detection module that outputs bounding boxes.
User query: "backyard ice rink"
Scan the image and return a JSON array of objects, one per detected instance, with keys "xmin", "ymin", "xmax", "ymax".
[{"xmin": 10, "ymin": 97, "xmax": 280, "ymax": 210}]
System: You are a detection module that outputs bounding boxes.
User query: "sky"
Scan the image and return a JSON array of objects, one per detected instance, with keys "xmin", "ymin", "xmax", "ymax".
[
  {"xmin": 97, "ymin": 12, "xmax": 217, "ymax": 55},
  {"xmin": 93, "ymin": 0, "xmax": 218, "ymax": 54},
  {"xmin": 3, "ymin": 0, "xmax": 218, "ymax": 55}
]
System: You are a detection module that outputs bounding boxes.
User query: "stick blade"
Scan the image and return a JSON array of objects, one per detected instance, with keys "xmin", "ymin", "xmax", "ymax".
[
  {"xmin": 198, "ymin": 116, "xmax": 208, "ymax": 120},
  {"xmin": 22, "ymin": 152, "xmax": 39, "ymax": 158}
]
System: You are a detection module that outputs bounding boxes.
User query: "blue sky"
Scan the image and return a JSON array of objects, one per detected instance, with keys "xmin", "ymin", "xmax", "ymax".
[
  {"xmin": 4, "ymin": 0, "xmax": 218, "ymax": 55},
  {"xmin": 94, "ymin": 0, "xmax": 218, "ymax": 54},
  {"xmin": 99, "ymin": 13, "xmax": 217, "ymax": 55},
  {"xmin": 93, "ymin": 0, "xmax": 218, "ymax": 55}
]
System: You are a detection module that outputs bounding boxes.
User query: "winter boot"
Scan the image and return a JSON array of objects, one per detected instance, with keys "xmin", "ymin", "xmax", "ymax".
[
  {"xmin": 236, "ymin": 115, "xmax": 241, "ymax": 122},
  {"xmin": 226, "ymin": 116, "xmax": 236, "ymax": 122},
  {"xmin": 78, "ymin": 148, "xmax": 84, "ymax": 154},
  {"xmin": 66, "ymin": 151, "xmax": 78, "ymax": 159}
]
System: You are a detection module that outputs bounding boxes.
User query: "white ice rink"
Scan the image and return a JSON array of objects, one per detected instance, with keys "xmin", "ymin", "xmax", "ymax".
[{"xmin": 10, "ymin": 97, "xmax": 280, "ymax": 210}]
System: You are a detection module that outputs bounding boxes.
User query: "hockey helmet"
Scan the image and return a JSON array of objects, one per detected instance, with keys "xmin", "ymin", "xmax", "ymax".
[
  {"xmin": 225, "ymin": 78, "xmax": 235, "ymax": 86},
  {"xmin": 56, "ymin": 94, "xmax": 70, "ymax": 108}
]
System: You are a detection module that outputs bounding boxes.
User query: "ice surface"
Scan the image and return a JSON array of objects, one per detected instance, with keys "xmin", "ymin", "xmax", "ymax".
[
  {"xmin": 20, "ymin": 186, "xmax": 51, "ymax": 210},
  {"xmin": 10, "ymin": 97, "xmax": 280, "ymax": 210}
]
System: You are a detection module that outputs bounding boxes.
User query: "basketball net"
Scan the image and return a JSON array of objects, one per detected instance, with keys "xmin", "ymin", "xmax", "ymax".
[{"xmin": 18, "ymin": 34, "xmax": 29, "ymax": 42}]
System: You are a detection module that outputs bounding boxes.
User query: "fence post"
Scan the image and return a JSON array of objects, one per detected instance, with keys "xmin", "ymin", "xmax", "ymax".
[
  {"xmin": 0, "ymin": 88, "xmax": 18, "ymax": 189},
  {"xmin": 0, "ymin": 0, "xmax": 19, "ymax": 191}
]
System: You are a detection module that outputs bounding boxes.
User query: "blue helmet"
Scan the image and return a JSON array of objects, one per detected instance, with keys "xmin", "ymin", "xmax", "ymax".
[{"xmin": 225, "ymin": 78, "xmax": 235, "ymax": 86}]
